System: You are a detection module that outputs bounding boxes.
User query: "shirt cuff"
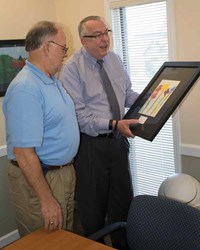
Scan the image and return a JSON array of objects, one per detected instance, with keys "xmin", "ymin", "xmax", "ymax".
[{"xmin": 98, "ymin": 118, "xmax": 110, "ymax": 131}]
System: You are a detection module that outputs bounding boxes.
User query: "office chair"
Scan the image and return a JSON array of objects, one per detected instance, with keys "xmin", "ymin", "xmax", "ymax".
[{"xmin": 88, "ymin": 195, "xmax": 200, "ymax": 250}]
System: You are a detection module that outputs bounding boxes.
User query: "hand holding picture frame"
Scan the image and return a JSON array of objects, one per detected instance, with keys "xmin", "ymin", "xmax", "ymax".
[{"xmin": 124, "ymin": 61, "xmax": 200, "ymax": 141}]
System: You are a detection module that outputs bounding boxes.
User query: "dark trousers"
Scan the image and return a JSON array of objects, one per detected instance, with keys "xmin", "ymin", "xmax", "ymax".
[{"xmin": 75, "ymin": 133, "xmax": 133, "ymax": 250}]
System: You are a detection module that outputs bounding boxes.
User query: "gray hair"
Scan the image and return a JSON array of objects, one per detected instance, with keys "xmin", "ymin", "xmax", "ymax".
[
  {"xmin": 25, "ymin": 21, "xmax": 58, "ymax": 52},
  {"xmin": 78, "ymin": 16, "xmax": 105, "ymax": 38}
]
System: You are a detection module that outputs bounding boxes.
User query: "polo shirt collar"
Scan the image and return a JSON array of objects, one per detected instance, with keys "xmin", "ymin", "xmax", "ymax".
[{"xmin": 26, "ymin": 60, "xmax": 56, "ymax": 85}]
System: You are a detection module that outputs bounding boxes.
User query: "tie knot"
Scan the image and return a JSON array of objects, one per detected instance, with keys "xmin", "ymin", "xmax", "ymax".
[{"xmin": 97, "ymin": 59, "xmax": 104, "ymax": 69}]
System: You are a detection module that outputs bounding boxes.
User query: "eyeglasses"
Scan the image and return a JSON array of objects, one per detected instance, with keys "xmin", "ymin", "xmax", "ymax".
[
  {"xmin": 83, "ymin": 30, "xmax": 112, "ymax": 40},
  {"xmin": 48, "ymin": 41, "xmax": 69, "ymax": 54}
]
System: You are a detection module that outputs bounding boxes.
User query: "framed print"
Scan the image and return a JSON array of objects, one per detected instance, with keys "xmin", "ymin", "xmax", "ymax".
[
  {"xmin": 0, "ymin": 39, "xmax": 28, "ymax": 97},
  {"xmin": 124, "ymin": 61, "xmax": 200, "ymax": 141}
]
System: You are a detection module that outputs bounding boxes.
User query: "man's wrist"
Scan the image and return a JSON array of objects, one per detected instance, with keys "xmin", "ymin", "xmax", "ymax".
[{"xmin": 108, "ymin": 119, "xmax": 119, "ymax": 131}]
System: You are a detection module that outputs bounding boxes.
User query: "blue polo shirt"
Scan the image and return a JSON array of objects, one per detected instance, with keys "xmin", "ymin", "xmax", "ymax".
[{"xmin": 3, "ymin": 60, "xmax": 80, "ymax": 166}]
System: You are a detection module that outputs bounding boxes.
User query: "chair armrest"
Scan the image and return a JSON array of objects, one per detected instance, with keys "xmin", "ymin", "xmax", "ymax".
[{"xmin": 88, "ymin": 222, "xmax": 127, "ymax": 240}]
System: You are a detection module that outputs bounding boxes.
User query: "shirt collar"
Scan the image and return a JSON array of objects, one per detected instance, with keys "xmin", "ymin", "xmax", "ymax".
[
  {"xmin": 81, "ymin": 47, "xmax": 107, "ymax": 68},
  {"xmin": 26, "ymin": 60, "xmax": 56, "ymax": 85}
]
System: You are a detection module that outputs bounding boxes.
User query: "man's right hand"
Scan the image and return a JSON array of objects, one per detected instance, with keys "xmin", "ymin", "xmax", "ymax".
[
  {"xmin": 115, "ymin": 119, "xmax": 139, "ymax": 138},
  {"xmin": 41, "ymin": 196, "xmax": 63, "ymax": 231}
]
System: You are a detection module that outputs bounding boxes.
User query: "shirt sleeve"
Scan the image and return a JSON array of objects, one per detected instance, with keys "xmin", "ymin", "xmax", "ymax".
[
  {"xmin": 6, "ymin": 90, "xmax": 43, "ymax": 147},
  {"xmin": 59, "ymin": 63, "xmax": 109, "ymax": 136}
]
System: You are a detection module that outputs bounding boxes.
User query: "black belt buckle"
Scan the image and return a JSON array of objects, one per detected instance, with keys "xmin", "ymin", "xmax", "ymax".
[{"xmin": 106, "ymin": 133, "xmax": 114, "ymax": 138}]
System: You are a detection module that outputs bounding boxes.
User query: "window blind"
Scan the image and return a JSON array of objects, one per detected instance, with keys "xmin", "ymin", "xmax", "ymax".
[{"xmin": 111, "ymin": 0, "xmax": 175, "ymax": 195}]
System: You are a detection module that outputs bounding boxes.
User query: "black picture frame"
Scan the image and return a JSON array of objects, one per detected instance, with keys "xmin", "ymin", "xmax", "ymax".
[
  {"xmin": 0, "ymin": 39, "xmax": 27, "ymax": 97},
  {"xmin": 124, "ymin": 61, "xmax": 200, "ymax": 141}
]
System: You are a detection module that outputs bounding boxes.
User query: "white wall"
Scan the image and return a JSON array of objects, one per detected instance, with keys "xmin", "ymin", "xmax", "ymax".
[{"xmin": 173, "ymin": 0, "xmax": 200, "ymax": 146}]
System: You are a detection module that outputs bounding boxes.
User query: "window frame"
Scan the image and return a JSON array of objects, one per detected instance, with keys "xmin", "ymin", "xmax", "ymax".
[{"xmin": 104, "ymin": 0, "xmax": 181, "ymax": 173}]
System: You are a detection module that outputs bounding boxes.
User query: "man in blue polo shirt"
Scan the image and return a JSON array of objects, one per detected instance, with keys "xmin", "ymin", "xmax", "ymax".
[{"xmin": 3, "ymin": 21, "xmax": 80, "ymax": 237}]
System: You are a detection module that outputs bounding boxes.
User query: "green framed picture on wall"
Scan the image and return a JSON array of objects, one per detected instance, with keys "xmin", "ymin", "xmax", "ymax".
[{"xmin": 0, "ymin": 39, "xmax": 28, "ymax": 97}]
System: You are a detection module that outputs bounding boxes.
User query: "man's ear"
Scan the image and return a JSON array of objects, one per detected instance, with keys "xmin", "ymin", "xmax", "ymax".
[
  {"xmin": 81, "ymin": 38, "xmax": 87, "ymax": 47},
  {"xmin": 43, "ymin": 41, "xmax": 51, "ymax": 56}
]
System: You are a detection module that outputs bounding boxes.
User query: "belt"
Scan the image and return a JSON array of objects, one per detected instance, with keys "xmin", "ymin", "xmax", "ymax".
[
  {"xmin": 97, "ymin": 133, "xmax": 115, "ymax": 138},
  {"xmin": 10, "ymin": 160, "xmax": 73, "ymax": 170}
]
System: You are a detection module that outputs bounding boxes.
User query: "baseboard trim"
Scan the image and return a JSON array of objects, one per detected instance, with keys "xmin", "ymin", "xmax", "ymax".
[
  {"xmin": 0, "ymin": 230, "xmax": 20, "ymax": 248},
  {"xmin": 0, "ymin": 145, "xmax": 7, "ymax": 157},
  {"xmin": 180, "ymin": 143, "xmax": 200, "ymax": 158}
]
